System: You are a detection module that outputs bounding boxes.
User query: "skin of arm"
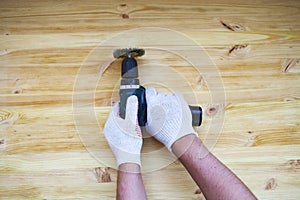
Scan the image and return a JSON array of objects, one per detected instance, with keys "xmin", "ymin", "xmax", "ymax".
[
  {"xmin": 172, "ymin": 134, "xmax": 257, "ymax": 200},
  {"xmin": 117, "ymin": 163, "xmax": 147, "ymax": 200}
]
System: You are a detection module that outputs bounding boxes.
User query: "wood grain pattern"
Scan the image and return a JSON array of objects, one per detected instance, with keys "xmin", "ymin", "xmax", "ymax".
[{"xmin": 1, "ymin": 0, "xmax": 299, "ymax": 199}]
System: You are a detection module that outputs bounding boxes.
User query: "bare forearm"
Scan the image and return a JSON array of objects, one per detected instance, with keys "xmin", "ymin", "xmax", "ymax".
[
  {"xmin": 173, "ymin": 134, "xmax": 257, "ymax": 200},
  {"xmin": 117, "ymin": 163, "xmax": 147, "ymax": 200}
]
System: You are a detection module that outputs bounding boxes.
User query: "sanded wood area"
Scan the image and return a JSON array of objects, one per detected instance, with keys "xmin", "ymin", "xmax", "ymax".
[{"xmin": 0, "ymin": 0, "xmax": 299, "ymax": 199}]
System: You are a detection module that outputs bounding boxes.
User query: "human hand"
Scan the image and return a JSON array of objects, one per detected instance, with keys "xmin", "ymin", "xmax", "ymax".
[
  {"xmin": 145, "ymin": 87, "xmax": 197, "ymax": 152},
  {"xmin": 104, "ymin": 96, "xmax": 143, "ymax": 167}
]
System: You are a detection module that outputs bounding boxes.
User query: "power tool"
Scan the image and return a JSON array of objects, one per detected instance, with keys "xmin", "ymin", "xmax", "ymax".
[{"xmin": 113, "ymin": 48, "xmax": 202, "ymax": 127}]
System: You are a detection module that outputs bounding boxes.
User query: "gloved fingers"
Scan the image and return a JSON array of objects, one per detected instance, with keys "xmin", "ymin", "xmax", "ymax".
[
  {"xmin": 146, "ymin": 87, "xmax": 158, "ymax": 103},
  {"xmin": 146, "ymin": 105, "xmax": 166, "ymax": 135},
  {"xmin": 104, "ymin": 103, "xmax": 119, "ymax": 132},
  {"xmin": 125, "ymin": 96, "xmax": 142, "ymax": 137},
  {"xmin": 156, "ymin": 92, "xmax": 168, "ymax": 100},
  {"xmin": 174, "ymin": 92, "xmax": 184, "ymax": 102},
  {"xmin": 111, "ymin": 102, "xmax": 120, "ymax": 116},
  {"xmin": 125, "ymin": 95, "xmax": 139, "ymax": 125},
  {"xmin": 174, "ymin": 93, "xmax": 190, "ymax": 110},
  {"xmin": 146, "ymin": 87, "xmax": 157, "ymax": 98}
]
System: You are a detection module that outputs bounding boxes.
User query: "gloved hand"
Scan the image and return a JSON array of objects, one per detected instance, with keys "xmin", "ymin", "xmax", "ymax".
[
  {"xmin": 104, "ymin": 95, "xmax": 143, "ymax": 167},
  {"xmin": 145, "ymin": 87, "xmax": 197, "ymax": 152}
]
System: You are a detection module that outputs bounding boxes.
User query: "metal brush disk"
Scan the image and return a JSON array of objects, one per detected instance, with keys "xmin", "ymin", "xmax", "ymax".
[{"xmin": 113, "ymin": 48, "xmax": 145, "ymax": 58}]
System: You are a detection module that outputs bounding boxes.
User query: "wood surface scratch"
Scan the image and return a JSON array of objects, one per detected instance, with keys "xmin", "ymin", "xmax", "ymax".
[{"xmin": 282, "ymin": 58, "xmax": 299, "ymax": 73}]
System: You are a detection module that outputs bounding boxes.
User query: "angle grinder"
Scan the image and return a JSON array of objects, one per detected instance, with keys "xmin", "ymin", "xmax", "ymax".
[{"xmin": 113, "ymin": 48, "xmax": 202, "ymax": 127}]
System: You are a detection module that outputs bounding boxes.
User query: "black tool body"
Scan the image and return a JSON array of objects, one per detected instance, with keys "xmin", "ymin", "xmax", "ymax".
[{"xmin": 119, "ymin": 57, "xmax": 147, "ymax": 126}]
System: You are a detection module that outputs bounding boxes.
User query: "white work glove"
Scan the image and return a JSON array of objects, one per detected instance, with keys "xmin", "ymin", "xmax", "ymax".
[
  {"xmin": 104, "ymin": 95, "xmax": 143, "ymax": 167},
  {"xmin": 145, "ymin": 87, "xmax": 197, "ymax": 152}
]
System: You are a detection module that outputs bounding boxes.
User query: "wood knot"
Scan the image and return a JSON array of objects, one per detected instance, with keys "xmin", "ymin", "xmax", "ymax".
[
  {"xmin": 117, "ymin": 3, "xmax": 128, "ymax": 11},
  {"xmin": 195, "ymin": 75, "xmax": 207, "ymax": 89},
  {"xmin": 95, "ymin": 167, "xmax": 112, "ymax": 183},
  {"xmin": 194, "ymin": 192, "xmax": 206, "ymax": 200},
  {"xmin": 265, "ymin": 178, "xmax": 277, "ymax": 190},
  {"xmin": 108, "ymin": 97, "xmax": 119, "ymax": 106},
  {"xmin": 196, "ymin": 75, "xmax": 203, "ymax": 85},
  {"xmin": 286, "ymin": 159, "xmax": 300, "ymax": 169},
  {"xmin": 0, "ymin": 110, "xmax": 18, "ymax": 125},
  {"xmin": 220, "ymin": 20, "xmax": 247, "ymax": 31},
  {"xmin": 194, "ymin": 188, "xmax": 202, "ymax": 194},
  {"xmin": 12, "ymin": 87, "xmax": 22, "ymax": 94},
  {"xmin": 206, "ymin": 106, "xmax": 218, "ymax": 117},
  {"xmin": 0, "ymin": 138, "xmax": 6, "ymax": 150},
  {"xmin": 121, "ymin": 14, "xmax": 129, "ymax": 19},
  {"xmin": 228, "ymin": 44, "xmax": 250, "ymax": 56},
  {"xmin": 205, "ymin": 104, "xmax": 224, "ymax": 117},
  {"xmin": 283, "ymin": 98, "xmax": 294, "ymax": 102}
]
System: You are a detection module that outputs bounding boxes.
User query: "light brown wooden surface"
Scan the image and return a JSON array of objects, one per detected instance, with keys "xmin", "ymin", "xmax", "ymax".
[{"xmin": 0, "ymin": 0, "xmax": 299, "ymax": 199}]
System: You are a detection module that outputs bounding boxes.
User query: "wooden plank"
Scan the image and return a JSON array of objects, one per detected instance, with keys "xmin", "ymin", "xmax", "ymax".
[
  {"xmin": 0, "ymin": 146, "xmax": 299, "ymax": 199},
  {"xmin": 1, "ymin": 60, "xmax": 299, "ymax": 105},
  {"xmin": 0, "ymin": 0, "xmax": 299, "ymax": 33},
  {"xmin": 0, "ymin": 101, "xmax": 298, "ymax": 154}
]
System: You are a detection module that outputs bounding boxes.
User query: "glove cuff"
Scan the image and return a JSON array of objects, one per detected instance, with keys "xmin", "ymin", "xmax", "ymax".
[
  {"xmin": 166, "ymin": 128, "xmax": 198, "ymax": 153},
  {"xmin": 117, "ymin": 153, "xmax": 141, "ymax": 167}
]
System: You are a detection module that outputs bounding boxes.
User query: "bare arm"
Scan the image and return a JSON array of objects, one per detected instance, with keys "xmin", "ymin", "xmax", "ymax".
[
  {"xmin": 172, "ymin": 134, "xmax": 257, "ymax": 200},
  {"xmin": 117, "ymin": 163, "xmax": 147, "ymax": 200},
  {"xmin": 104, "ymin": 97, "xmax": 146, "ymax": 199}
]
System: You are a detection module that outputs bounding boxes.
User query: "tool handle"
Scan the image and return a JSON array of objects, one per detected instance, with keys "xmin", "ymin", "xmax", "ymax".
[
  {"xmin": 119, "ymin": 86, "xmax": 147, "ymax": 127},
  {"xmin": 189, "ymin": 105, "xmax": 202, "ymax": 126}
]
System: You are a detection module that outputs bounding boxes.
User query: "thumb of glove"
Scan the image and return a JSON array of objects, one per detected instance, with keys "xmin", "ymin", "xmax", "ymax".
[{"xmin": 125, "ymin": 95, "xmax": 139, "ymax": 125}]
